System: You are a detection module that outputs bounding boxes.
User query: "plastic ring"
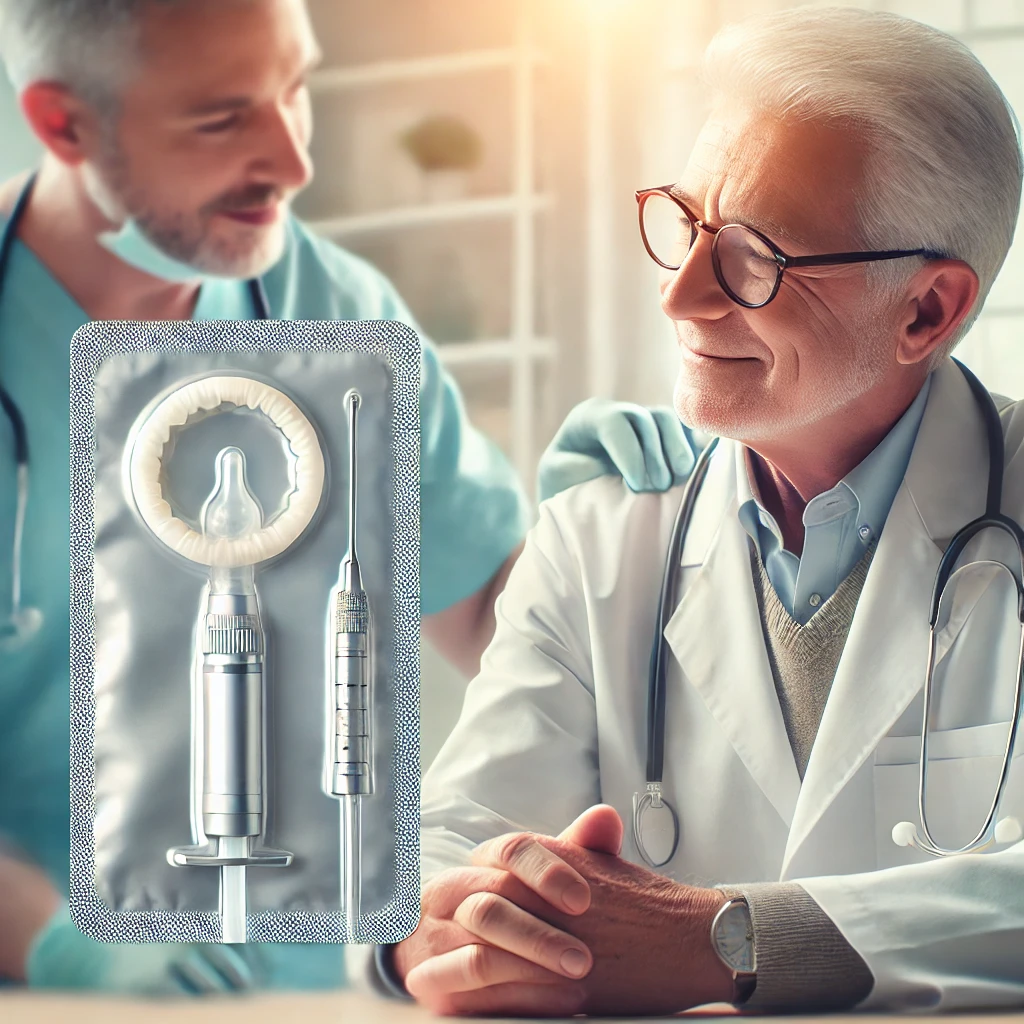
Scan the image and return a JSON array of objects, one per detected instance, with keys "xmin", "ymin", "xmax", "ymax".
[{"xmin": 128, "ymin": 375, "xmax": 325, "ymax": 567}]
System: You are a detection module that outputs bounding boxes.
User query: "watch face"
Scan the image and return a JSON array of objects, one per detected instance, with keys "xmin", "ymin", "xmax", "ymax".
[{"xmin": 714, "ymin": 902, "xmax": 755, "ymax": 973}]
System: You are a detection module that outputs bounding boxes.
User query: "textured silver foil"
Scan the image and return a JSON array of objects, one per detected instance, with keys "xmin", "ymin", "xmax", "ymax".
[{"xmin": 69, "ymin": 320, "xmax": 420, "ymax": 943}]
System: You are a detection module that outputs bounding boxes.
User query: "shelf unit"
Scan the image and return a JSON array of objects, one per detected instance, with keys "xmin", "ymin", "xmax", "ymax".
[
  {"xmin": 309, "ymin": 47, "xmax": 546, "ymax": 92},
  {"xmin": 304, "ymin": 6, "xmax": 550, "ymax": 485},
  {"xmin": 435, "ymin": 337, "xmax": 556, "ymax": 368},
  {"xmin": 308, "ymin": 193, "xmax": 552, "ymax": 238}
]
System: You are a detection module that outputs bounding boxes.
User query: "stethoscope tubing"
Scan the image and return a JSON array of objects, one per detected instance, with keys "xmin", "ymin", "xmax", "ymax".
[
  {"xmin": 642, "ymin": 359, "xmax": 1022, "ymax": 861},
  {"xmin": 0, "ymin": 172, "xmax": 37, "ymax": 470},
  {"xmin": 645, "ymin": 435, "xmax": 718, "ymax": 785}
]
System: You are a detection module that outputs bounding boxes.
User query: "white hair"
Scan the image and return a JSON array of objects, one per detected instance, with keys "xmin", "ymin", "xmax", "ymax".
[
  {"xmin": 702, "ymin": 6, "xmax": 1023, "ymax": 353},
  {"xmin": 0, "ymin": 0, "xmax": 197, "ymax": 105}
]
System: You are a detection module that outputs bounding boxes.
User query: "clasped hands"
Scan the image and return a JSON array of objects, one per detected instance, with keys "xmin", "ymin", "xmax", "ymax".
[{"xmin": 394, "ymin": 805, "xmax": 734, "ymax": 1017}]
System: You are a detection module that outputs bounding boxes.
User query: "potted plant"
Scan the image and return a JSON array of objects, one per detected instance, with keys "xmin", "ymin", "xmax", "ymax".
[{"xmin": 400, "ymin": 114, "xmax": 483, "ymax": 203}]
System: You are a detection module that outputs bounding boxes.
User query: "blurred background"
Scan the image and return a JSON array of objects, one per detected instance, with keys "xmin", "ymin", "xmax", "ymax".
[{"xmin": 0, "ymin": 0, "xmax": 1021, "ymax": 765}]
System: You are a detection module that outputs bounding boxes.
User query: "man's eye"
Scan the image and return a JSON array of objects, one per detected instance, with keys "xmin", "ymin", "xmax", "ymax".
[{"xmin": 196, "ymin": 114, "xmax": 241, "ymax": 134}]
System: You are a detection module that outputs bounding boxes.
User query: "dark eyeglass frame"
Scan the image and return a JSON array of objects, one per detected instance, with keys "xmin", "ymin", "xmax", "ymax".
[{"xmin": 636, "ymin": 186, "xmax": 946, "ymax": 309}]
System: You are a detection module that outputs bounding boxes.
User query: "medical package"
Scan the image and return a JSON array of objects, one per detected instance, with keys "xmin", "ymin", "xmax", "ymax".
[{"xmin": 69, "ymin": 319, "xmax": 420, "ymax": 944}]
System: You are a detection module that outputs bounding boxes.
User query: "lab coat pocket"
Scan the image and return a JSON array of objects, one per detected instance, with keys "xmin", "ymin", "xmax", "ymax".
[{"xmin": 873, "ymin": 722, "xmax": 1024, "ymax": 868}]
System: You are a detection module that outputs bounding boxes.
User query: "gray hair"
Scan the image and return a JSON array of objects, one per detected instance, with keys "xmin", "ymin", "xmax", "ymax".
[
  {"xmin": 0, "ymin": 1, "xmax": 187, "ymax": 106},
  {"xmin": 702, "ymin": 6, "xmax": 1023, "ymax": 353}
]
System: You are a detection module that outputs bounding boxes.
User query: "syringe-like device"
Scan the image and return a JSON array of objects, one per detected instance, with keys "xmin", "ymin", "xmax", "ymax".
[
  {"xmin": 170, "ymin": 447, "xmax": 291, "ymax": 943},
  {"xmin": 329, "ymin": 390, "xmax": 371, "ymax": 938}
]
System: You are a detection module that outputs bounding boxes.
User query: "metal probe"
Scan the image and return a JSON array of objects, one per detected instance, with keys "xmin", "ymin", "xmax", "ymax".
[{"xmin": 330, "ymin": 390, "xmax": 372, "ymax": 939}]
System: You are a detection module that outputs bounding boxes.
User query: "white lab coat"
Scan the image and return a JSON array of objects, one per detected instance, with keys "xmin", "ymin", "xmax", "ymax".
[{"xmin": 420, "ymin": 358, "xmax": 1024, "ymax": 1010}]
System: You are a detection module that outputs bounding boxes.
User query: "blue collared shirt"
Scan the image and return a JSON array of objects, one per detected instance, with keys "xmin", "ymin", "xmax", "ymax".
[{"xmin": 737, "ymin": 375, "xmax": 932, "ymax": 624}]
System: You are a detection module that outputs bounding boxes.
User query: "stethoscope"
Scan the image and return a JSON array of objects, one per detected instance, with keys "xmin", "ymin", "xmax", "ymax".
[
  {"xmin": 633, "ymin": 358, "xmax": 1024, "ymax": 868},
  {"xmin": 0, "ymin": 172, "xmax": 271, "ymax": 647}
]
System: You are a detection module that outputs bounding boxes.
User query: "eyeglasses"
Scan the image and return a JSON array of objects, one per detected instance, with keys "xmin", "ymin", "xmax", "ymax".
[{"xmin": 635, "ymin": 186, "xmax": 944, "ymax": 309}]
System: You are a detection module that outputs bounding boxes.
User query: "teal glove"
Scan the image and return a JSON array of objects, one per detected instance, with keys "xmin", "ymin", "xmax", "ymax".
[
  {"xmin": 537, "ymin": 399, "xmax": 697, "ymax": 502},
  {"xmin": 26, "ymin": 904, "xmax": 264, "ymax": 995}
]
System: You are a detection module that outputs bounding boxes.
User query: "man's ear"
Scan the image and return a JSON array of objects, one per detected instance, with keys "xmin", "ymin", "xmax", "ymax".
[
  {"xmin": 896, "ymin": 259, "xmax": 979, "ymax": 366},
  {"xmin": 19, "ymin": 81, "xmax": 101, "ymax": 166}
]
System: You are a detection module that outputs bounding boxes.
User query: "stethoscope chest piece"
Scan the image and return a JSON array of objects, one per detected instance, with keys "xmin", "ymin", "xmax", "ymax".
[{"xmin": 632, "ymin": 784, "xmax": 679, "ymax": 868}]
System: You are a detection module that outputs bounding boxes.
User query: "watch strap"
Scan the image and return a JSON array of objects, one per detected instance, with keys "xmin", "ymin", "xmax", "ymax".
[
  {"xmin": 373, "ymin": 943, "xmax": 414, "ymax": 1001},
  {"xmin": 733, "ymin": 968, "xmax": 758, "ymax": 1004}
]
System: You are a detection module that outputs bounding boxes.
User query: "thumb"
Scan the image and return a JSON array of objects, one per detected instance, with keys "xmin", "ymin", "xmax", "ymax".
[{"xmin": 558, "ymin": 804, "xmax": 624, "ymax": 855}]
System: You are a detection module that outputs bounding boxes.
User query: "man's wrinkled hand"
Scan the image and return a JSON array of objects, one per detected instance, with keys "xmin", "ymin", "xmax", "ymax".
[
  {"xmin": 395, "ymin": 806, "xmax": 734, "ymax": 1017},
  {"xmin": 525, "ymin": 806, "xmax": 734, "ymax": 1015},
  {"xmin": 393, "ymin": 853, "xmax": 595, "ymax": 1017}
]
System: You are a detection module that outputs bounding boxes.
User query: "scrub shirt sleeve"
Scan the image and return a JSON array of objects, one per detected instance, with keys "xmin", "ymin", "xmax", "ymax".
[
  {"xmin": 415, "ymin": 338, "xmax": 531, "ymax": 617},
  {"xmin": 335, "ymin": 248, "xmax": 533, "ymax": 616}
]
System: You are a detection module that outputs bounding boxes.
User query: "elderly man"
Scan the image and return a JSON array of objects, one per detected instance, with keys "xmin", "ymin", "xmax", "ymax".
[
  {"xmin": 369, "ymin": 7, "xmax": 1024, "ymax": 1016},
  {"xmin": 0, "ymin": 0, "xmax": 689, "ymax": 995}
]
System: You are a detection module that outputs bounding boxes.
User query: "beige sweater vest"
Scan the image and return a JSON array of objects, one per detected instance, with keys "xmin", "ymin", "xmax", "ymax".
[{"xmin": 749, "ymin": 544, "xmax": 875, "ymax": 778}]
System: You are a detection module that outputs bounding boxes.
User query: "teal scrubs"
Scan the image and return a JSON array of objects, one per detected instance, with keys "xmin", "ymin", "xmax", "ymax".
[{"xmin": 0, "ymin": 213, "xmax": 530, "ymax": 988}]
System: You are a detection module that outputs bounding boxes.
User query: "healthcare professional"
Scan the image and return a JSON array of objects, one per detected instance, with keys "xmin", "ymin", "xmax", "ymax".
[
  {"xmin": 0, "ymin": 0, "xmax": 690, "ymax": 996},
  {"xmin": 371, "ymin": 9, "xmax": 1024, "ymax": 1017}
]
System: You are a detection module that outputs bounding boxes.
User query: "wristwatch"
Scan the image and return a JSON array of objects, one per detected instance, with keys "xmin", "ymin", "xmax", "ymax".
[{"xmin": 710, "ymin": 895, "xmax": 758, "ymax": 1004}]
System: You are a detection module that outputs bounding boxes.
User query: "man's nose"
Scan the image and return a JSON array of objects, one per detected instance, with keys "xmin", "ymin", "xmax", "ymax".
[
  {"xmin": 256, "ymin": 103, "xmax": 313, "ymax": 191},
  {"xmin": 659, "ymin": 232, "xmax": 733, "ymax": 323}
]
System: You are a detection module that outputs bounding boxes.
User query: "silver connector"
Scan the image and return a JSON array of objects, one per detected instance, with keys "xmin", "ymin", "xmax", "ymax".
[
  {"xmin": 202, "ymin": 592, "xmax": 264, "ymax": 839},
  {"xmin": 170, "ymin": 585, "xmax": 292, "ymax": 868}
]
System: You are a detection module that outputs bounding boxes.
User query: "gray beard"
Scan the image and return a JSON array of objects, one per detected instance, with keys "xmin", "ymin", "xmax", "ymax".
[{"xmin": 82, "ymin": 136, "xmax": 285, "ymax": 278}]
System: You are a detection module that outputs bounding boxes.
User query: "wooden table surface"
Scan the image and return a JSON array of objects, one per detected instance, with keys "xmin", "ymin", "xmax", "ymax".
[{"xmin": 2, "ymin": 990, "xmax": 1023, "ymax": 1024}]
